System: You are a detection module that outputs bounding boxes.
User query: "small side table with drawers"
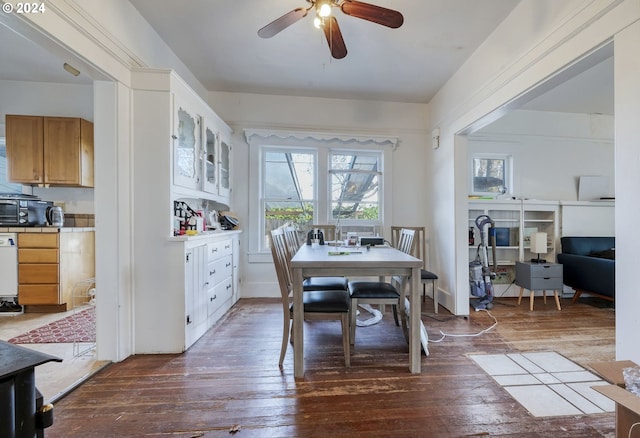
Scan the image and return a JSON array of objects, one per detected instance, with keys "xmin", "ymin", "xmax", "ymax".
[{"xmin": 515, "ymin": 261, "xmax": 563, "ymax": 311}]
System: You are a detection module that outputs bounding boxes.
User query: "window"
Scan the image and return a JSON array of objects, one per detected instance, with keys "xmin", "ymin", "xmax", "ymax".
[
  {"xmin": 246, "ymin": 129, "xmax": 396, "ymax": 260},
  {"xmin": 0, "ymin": 138, "xmax": 23, "ymax": 194},
  {"xmin": 259, "ymin": 147, "xmax": 384, "ymax": 252},
  {"xmin": 470, "ymin": 154, "xmax": 512, "ymax": 195},
  {"xmin": 262, "ymin": 149, "xmax": 316, "ymax": 247},
  {"xmin": 330, "ymin": 152, "xmax": 381, "ymax": 222}
]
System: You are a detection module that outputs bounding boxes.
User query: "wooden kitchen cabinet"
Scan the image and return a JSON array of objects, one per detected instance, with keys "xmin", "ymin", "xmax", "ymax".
[
  {"xmin": 17, "ymin": 231, "xmax": 95, "ymax": 311},
  {"xmin": 5, "ymin": 115, "xmax": 94, "ymax": 187}
]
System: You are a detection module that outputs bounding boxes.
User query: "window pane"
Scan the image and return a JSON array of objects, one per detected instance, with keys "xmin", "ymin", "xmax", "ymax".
[
  {"xmin": 331, "ymin": 173, "xmax": 380, "ymax": 220},
  {"xmin": 0, "ymin": 140, "xmax": 22, "ymax": 194},
  {"xmin": 330, "ymin": 152, "xmax": 381, "ymax": 221},
  {"xmin": 331, "ymin": 153, "xmax": 378, "ymax": 171},
  {"xmin": 264, "ymin": 151, "xmax": 314, "ymax": 199},
  {"xmin": 473, "ymin": 157, "xmax": 505, "ymax": 193},
  {"xmin": 262, "ymin": 150, "xmax": 315, "ymax": 249},
  {"xmin": 264, "ymin": 201, "xmax": 314, "ymax": 248},
  {"xmin": 264, "ymin": 201, "xmax": 314, "ymax": 229}
]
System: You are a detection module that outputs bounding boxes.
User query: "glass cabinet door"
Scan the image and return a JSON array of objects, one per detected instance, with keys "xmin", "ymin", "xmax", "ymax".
[
  {"xmin": 219, "ymin": 138, "xmax": 230, "ymax": 198},
  {"xmin": 174, "ymin": 101, "xmax": 201, "ymax": 189},
  {"xmin": 203, "ymin": 126, "xmax": 218, "ymax": 193}
]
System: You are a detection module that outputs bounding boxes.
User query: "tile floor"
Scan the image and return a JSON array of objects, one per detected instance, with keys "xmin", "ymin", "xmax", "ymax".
[{"xmin": 468, "ymin": 351, "xmax": 615, "ymax": 417}]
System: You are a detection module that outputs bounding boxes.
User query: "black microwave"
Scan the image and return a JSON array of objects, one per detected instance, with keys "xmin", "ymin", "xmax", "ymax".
[{"xmin": 0, "ymin": 195, "xmax": 52, "ymax": 226}]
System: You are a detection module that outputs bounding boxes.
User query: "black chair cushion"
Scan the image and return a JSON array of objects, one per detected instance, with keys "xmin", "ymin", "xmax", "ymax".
[
  {"xmin": 289, "ymin": 290, "xmax": 350, "ymax": 313},
  {"xmin": 348, "ymin": 281, "xmax": 399, "ymax": 299},
  {"xmin": 421, "ymin": 269, "xmax": 438, "ymax": 280},
  {"xmin": 303, "ymin": 276, "xmax": 348, "ymax": 291}
]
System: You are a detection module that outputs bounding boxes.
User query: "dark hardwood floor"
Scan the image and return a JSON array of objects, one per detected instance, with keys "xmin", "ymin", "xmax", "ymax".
[{"xmin": 47, "ymin": 296, "xmax": 616, "ymax": 437}]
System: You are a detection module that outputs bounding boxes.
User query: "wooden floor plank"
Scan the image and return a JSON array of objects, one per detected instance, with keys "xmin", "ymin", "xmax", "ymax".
[{"xmin": 46, "ymin": 297, "xmax": 616, "ymax": 437}]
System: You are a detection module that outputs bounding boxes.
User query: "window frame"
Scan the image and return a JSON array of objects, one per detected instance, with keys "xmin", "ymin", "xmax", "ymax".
[
  {"xmin": 260, "ymin": 146, "xmax": 318, "ymax": 251},
  {"xmin": 0, "ymin": 137, "xmax": 24, "ymax": 194},
  {"xmin": 469, "ymin": 153, "xmax": 513, "ymax": 196},
  {"xmin": 328, "ymin": 150, "xmax": 383, "ymax": 228},
  {"xmin": 246, "ymin": 130, "xmax": 395, "ymax": 262}
]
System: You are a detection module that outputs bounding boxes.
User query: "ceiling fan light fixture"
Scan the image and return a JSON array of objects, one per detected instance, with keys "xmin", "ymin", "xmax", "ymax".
[
  {"xmin": 258, "ymin": 0, "xmax": 403, "ymax": 59},
  {"xmin": 318, "ymin": 2, "xmax": 332, "ymax": 17}
]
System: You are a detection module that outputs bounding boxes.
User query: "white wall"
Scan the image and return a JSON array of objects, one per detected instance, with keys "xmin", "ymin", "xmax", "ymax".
[
  {"xmin": 0, "ymin": 80, "xmax": 93, "ymax": 134},
  {"xmin": 613, "ymin": 18, "xmax": 640, "ymax": 365},
  {"xmin": 469, "ymin": 110, "xmax": 615, "ymax": 200},
  {"xmin": 209, "ymin": 91, "xmax": 430, "ymax": 297}
]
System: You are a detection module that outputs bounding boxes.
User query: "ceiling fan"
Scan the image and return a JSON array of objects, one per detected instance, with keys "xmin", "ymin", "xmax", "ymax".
[{"xmin": 257, "ymin": 0, "xmax": 404, "ymax": 60}]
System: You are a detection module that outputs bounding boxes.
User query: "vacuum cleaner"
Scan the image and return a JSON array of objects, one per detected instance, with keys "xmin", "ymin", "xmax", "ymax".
[{"xmin": 469, "ymin": 214, "xmax": 497, "ymax": 311}]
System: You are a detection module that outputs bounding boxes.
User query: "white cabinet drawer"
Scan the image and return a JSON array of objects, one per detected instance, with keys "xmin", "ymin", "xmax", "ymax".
[
  {"xmin": 207, "ymin": 255, "xmax": 233, "ymax": 285},
  {"xmin": 207, "ymin": 276, "xmax": 233, "ymax": 317},
  {"xmin": 208, "ymin": 239, "xmax": 232, "ymax": 262}
]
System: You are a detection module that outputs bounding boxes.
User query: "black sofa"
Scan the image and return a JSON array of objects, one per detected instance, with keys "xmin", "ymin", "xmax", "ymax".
[{"xmin": 556, "ymin": 236, "xmax": 615, "ymax": 302}]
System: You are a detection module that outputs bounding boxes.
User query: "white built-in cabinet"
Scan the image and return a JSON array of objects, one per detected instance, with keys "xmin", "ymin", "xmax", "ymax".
[
  {"xmin": 173, "ymin": 94, "xmax": 202, "ymax": 190},
  {"xmin": 184, "ymin": 235, "xmax": 238, "ymax": 349},
  {"xmin": 185, "ymin": 243, "xmax": 207, "ymax": 347},
  {"xmin": 201, "ymin": 114, "xmax": 232, "ymax": 199},
  {"xmin": 468, "ymin": 199, "xmax": 559, "ymax": 296},
  {"xmin": 134, "ymin": 231, "xmax": 241, "ymax": 354},
  {"xmin": 173, "ymin": 81, "xmax": 232, "ymax": 201},
  {"xmin": 131, "ymin": 69, "xmax": 240, "ymax": 354},
  {"xmin": 133, "ymin": 68, "xmax": 232, "ymax": 206}
]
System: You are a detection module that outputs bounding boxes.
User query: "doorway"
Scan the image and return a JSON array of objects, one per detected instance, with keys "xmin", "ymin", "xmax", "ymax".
[
  {"xmin": 457, "ymin": 43, "xmax": 615, "ymax": 310},
  {"xmin": 0, "ymin": 16, "xmax": 113, "ymax": 403}
]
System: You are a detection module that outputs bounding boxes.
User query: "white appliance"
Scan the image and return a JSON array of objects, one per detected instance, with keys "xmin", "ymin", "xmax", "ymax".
[{"xmin": 0, "ymin": 233, "xmax": 18, "ymax": 298}]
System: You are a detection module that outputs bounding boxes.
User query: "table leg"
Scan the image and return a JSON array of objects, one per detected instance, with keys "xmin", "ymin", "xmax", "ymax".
[
  {"xmin": 293, "ymin": 268, "xmax": 304, "ymax": 378},
  {"xmin": 409, "ymin": 267, "xmax": 421, "ymax": 373},
  {"xmin": 379, "ymin": 276, "xmax": 386, "ymax": 314},
  {"xmin": 554, "ymin": 290, "xmax": 562, "ymax": 310},
  {"xmin": 529, "ymin": 290, "xmax": 534, "ymax": 311},
  {"xmin": 543, "ymin": 290, "xmax": 547, "ymax": 305},
  {"xmin": 517, "ymin": 287, "xmax": 524, "ymax": 305}
]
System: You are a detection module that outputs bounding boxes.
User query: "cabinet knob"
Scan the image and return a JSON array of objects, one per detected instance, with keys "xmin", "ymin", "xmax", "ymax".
[{"xmin": 210, "ymin": 270, "xmax": 215, "ymax": 275}]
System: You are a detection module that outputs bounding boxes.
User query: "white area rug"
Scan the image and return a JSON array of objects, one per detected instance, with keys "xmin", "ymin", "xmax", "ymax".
[{"xmin": 468, "ymin": 351, "xmax": 614, "ymax": 417}]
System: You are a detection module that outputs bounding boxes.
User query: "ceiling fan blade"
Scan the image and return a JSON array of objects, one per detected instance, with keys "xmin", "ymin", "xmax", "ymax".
[
  {"xmin": 340, "ymin": 0, "xmax": 404, "ymax": 29},
  {"xmin": 323, "ymin": 16, "xmax": 347, "ymax": 59},
  {"xmin": 258, "ymin": 8, "xmax": 309, "ymax": 38}
]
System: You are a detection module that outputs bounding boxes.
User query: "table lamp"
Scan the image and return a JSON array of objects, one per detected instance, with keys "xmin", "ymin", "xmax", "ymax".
[{"xmin": 530, "ymin": 232, "xmax": 547, "ymax": 263}]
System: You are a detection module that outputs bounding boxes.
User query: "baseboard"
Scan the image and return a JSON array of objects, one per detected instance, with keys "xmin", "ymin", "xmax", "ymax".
[{"xmin": 24, "ymin": 304, "xmax": 68, "ymax": 313}]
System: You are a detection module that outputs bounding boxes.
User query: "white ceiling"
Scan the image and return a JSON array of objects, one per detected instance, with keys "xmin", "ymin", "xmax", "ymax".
[
  {"xmin": 0, "ymin": 0, "xmax": 614, "ymax": 115},
  {"xmin": 0, "ymin": 21, "xmax": 93, "ymax": 85},
  {"xmin": 128, "ymin": 0, "xmax": 520, "ymax": 103}
]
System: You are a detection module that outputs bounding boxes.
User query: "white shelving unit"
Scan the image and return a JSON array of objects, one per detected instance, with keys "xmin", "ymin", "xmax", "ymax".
[{"xmin": 468, "ymin": 199, "xmax": 559, "ymax": 297}]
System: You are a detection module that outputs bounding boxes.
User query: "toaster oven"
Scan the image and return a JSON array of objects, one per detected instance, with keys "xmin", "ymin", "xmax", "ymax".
[{"xmin": 0, "ymin": 194, "xmax": 52, "ymax": 226}]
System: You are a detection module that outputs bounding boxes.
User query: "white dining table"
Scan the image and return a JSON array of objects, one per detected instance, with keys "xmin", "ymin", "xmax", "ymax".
[{"xmin": 290, "ymin": 243, "xmax": 423, "ymax": 378}]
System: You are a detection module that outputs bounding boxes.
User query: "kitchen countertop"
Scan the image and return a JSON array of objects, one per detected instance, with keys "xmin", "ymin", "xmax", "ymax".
[
  {"xmin": 168, "ymin": 229, "xmax": 241, "ymax": 242},
  {"xmin": 0, "ymin": 227, "xmax": 95, "ymax": 233}
]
